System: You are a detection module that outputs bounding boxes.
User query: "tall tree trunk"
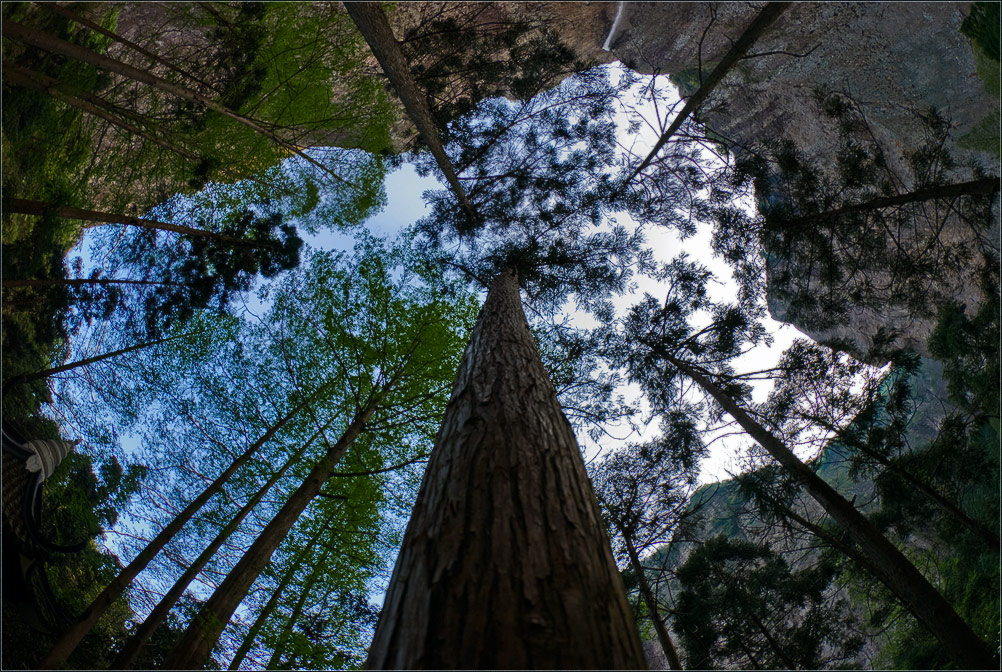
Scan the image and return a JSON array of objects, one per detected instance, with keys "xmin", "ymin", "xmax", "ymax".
[
  {"xmin": 806, "ymin": 414, "xmax": 1001, "ymax": 546},
  {"xmin": 879, "ymin": 458, "xmax": 1000, "ymax": 547},
  {"xmin": 110, "ymin": 423, "xmax": 328, "ymax": 669},
  {"xmin": 624, "ymin": 534, "xmax": 683, "ymax": 670},
  {"xmin": 8, "ymin": 198, "xmax": 264, "ymax": 245},
  {"xmin": 162, "ymin": 404, "xmax": 378, "ymax": 670},
  {"xmin": 366, "ymin": 269, "xmax": 646, "ymax": 669},
  {"xmin": 35, "ymin": 396, "xmax": 318, "ymax": 669},
  {"xmin": 2, "ymin": 61, "xmax": 293, "ymax": 191},
  {"xmin": 619, "ymin": 3, "xmax": 790, "ymax": 191},
  {"xmin": 768, "ymin": 176, "xmax": 1002, "ymax": 230},
  {"xmin": 264, "ymin": 545, "xmax": 332, "ymax": 670},
  {"xmin": 41, "ymin": 3, "xmax": 216, "ymax": 91},
  {"xmin": 745, "ymin": 609, "xmax": 797, "ymax": 669},
  {"xmin": 0, "ymin": 19, "xmax": 351, "ymax": 187},
  {"xmin": 664, "ymin": 353, "xmax": 998, "ymax": 670},
  {"xmin": 227, "ymin": 518, "xmax": 334, "ymax": 671},
  {"xmin": 2, "ymin": 331, "xmax": 193, "ymax": 393},
  {"xmin": 343, "ymin": 2, "xmax": 477, "ymax": 222},
  {"xmin": 1, "ymin": 60, "xmax": 201, "ymax": 161}
]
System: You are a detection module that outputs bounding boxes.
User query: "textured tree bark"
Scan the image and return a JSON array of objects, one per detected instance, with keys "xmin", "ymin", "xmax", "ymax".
[
  {"xmin": 664, "ymin": 353, "xmax": 998, "ymax": 670},
  {"xmin": 163, "ymin": 406, "xmax": 376, "ymax": 670},
  {"xmin": 34, "ymin": 397, "xmax": 313, "ymax": 669},
  {"xmin": 366, "ymin": 269, "xmax": 646, "ymax": 669},
  {"xmin": 624, "ymin": 534, "xmax": 683, "ymax": 670}
]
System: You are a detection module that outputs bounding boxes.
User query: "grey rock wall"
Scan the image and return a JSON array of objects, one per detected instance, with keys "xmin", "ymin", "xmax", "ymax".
[{"xmin": 599, "ymin": 2, "xmax": 999, "ymax": 361}]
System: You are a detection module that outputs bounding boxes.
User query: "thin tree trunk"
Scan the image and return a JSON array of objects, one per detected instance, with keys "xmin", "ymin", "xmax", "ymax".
[
  {"xmin": 110, "ymin": 422, "xmax": 329, "ymax": 669},
  {"xmin": 881, "ymin": 456, "xmax": 1000, "ymax": 547},
  {"xmin": 3, "ymin": 61, "xmax": 299, "ymax": 193},
  {"xmin": 749, "ymin": 481, "xmax": 886, "ymax": 579},
  {"xmin": 746, "ymin": 610, "xmax": 797, "ymax": 669},
  {"xmin": 0, "ymin": 19, "xmax": 352, "ymax": 188},
  {"xmin": 264, "ymin": 546, "xmax": 331, "ymax": 670},
  {"xmin": 366, "ymin": 269, "xmax": 646, "ymax": 669},
  {"xmin": 805, "ymin": 413, "xmax": 1001, "ymax": 547},
  {"xmin": 1, "ymin": 61, "xmax": 202, "ymax": 162},
  {"xmin": 227, "ymin": 519, "xmax": 334, "ymax": 671},
  {"xmin": 8, "ymin": 198, "xmax": 262, "ymax": 245},
  {"xmin": 162, "ymin": 404, "xmax": 379, "ymax": 670},
  {"xmin": 624, "ymin": 534, "xmax": 683, "ymax": 670},
  {"xmin": 2, "ymin": 277, "xmax": 179, "ymax": 288},
  {"xmin": 41, "ymin": 3, "xmax": 216, "ymax": 91},
  {"xmin": 735, "ymin": 638, "xmax": 762, "ymax": 669},
  {"xmin": 664, "ymin": 353, "xmax": 997, "ymax": 670},
  {"xmin": 2, "ymin": 331, "xmax": 192, "ymax": 393},
  {"xmin": 619, "ymin": 3, "xmax": 790, "ymax": 191},
  {"xmin": 35, "ymin": 395, "xmax": 319, "ymax": 669},
  {"xmin": 344, "ymin": 2, "xmax": 477, "ymax": 222},
  {"xmin": 769, "ymin": 177, "xmax": 1002, "ymax": 230}
]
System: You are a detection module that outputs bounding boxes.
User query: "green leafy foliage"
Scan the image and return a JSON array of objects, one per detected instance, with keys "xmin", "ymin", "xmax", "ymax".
[{"xmin": 961, "ymin": 2, "xmax": 1001, "ymax": 63}]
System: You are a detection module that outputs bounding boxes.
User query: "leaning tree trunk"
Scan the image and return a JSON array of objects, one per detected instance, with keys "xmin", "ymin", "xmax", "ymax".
[
  {"xmin": 42, "ymin": 3, "xmax": 216, "ymax": 90},
  {"xmin": 35, "ymin": 396, "xmax": 316, "ymax": 669},
  {"xmin": 2, "ymin": 61, "xmax": 288, "ymax": 191},
  {"xmin": 0, "ymin": 19, "xmax": 349, "ymax": 187},
  {"xmin": 227, "ymin": 515, "xmax": 335, "ymax": 671},
  {"xmin": 264, "ymin": 545, "xmax": 332, "ymax": 670},
  {"xmin": 109, "ymin": 425, "xmax": 326, "ymax": 669},
  {"xmin": 2, "ymin": 277, "xmax": 180, "ymax": 288},
  {"xmin": 623, "ymin": 534, "xmax": 683, "ymax": 670},
  {"xmin": 619, "ymin": 2, "xmax": 790, "ymax": 191},
  {"xmin": 768, "ymin": 176, "xmax": 1002, "ymax": 230},
  {"xmin": 2, "ymin": 331, "xmax": 193, "ymax": 393},
  {"xmin": 366, "ymin": 268, "xmax": 646, "ymax": 669},
  {"xmin": 344, "ymin": 2, "xmax": 477, "ymax": 221},
  {"xmin": 665, "ymin": 353, "xmax": 998, "ymax": 670},
  {"xmin": 8, "ymin": 198, "xmax": 263, "ymax": 245},
  {"xmin": 162, "ymin": 404, "xmax": 378, "ymax": 670}
]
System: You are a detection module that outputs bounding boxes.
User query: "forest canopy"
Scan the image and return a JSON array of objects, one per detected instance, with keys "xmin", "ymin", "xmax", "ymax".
[{"xmin": 2, "ymin": 2, "xmax": 998, "ymax": 670}]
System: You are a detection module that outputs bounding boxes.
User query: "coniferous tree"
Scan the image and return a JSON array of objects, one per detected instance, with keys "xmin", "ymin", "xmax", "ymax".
[
  {"xmin": 356, "ymin": 18, "xmax": 648, "ymax": 663},
  {"xmin": 616, "ymin": 254, "xmax": 997, "ymax": 669},
  {"xmin": 36, "ymin": 388, "xmax": 325, "ymax": 669},
  {"xmin": 674, "ymin": 535, "xmax": 863, "ymax": 669},
  {"xmin": 366, "ymin": 268, "xmax": 647, "ymax": 669},
  {"xmin": 591, "ymin": 423, "xmax": 708, "ymax": 670},
  {"xmin": 713, "ymin": 89, "xmax": 999, "ymax": 340}
]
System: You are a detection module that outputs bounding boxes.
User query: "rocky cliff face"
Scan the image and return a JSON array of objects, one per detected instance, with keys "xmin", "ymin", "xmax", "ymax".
[{"xmin": 539, "ymin": 2, "xmax": 998, "ymax": 362}]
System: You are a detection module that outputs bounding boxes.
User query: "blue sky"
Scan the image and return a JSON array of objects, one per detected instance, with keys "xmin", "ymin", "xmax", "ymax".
[{"xmin": 61, "ymin": 64, "xmax": 810, "ymax": 487}]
